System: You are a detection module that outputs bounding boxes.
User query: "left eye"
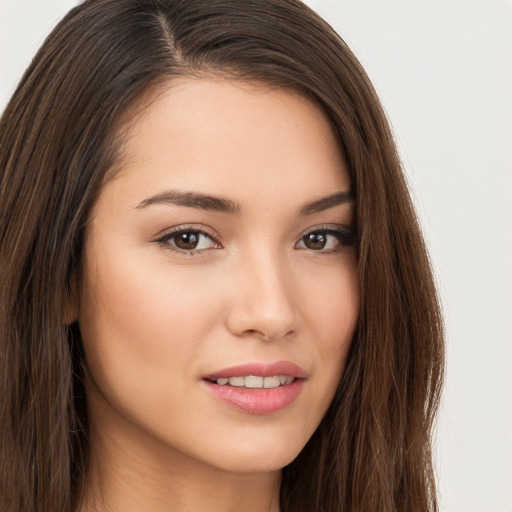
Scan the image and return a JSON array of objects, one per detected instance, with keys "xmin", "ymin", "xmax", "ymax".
[
  {"xmin": 296, "ymin": 230, "xmax": 345, "ymax": 251},
  {"xmin": 159, "ymin": 229, "xmax": 218, "ymax": 252}
]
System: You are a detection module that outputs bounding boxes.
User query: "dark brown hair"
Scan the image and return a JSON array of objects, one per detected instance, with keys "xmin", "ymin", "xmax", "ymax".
[{"xmin": 0, "ymin": 1, "xmax": 444, "ymax": 510}]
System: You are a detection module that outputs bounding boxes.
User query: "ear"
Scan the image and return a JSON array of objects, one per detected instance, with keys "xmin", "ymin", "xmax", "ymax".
[{"xmin": 62, "ymin": 274, "xmax": 79, "ymax": 325}]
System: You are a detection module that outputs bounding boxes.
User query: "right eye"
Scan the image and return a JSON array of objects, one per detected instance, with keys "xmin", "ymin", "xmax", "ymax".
[{"xmin": 156, "ymin": 228, "xmax": 220, "ymax": 254}]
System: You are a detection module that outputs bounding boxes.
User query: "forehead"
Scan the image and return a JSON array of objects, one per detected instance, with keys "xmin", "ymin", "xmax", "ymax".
[{"xmin": 101, "ymin": 77, "xmax": 350, "ymax": 212}]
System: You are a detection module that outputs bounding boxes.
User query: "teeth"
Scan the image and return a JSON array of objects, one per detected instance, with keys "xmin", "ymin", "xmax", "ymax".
[
  {"xmin": 229, "ymin": 376, "xmax": 245, "ymax": 387},
  {"xmin": 263, "ymin": 376, "xmax": 281, "ymax": 388},
  {"xmin": 214, "ymin": 375, "xmax": 295, "ymax": 388},
  {"xmin": 245, "ymin": 375, "xmax": 263, "ymax": 388}
]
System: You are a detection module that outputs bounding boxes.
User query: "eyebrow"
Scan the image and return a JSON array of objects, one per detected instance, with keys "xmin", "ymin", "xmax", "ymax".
[
  {"xmin": 298, "ymin": 191, "xmax": 354, "ymax": 215},
  {"xmin": 136, "ymin": 190, "xmax": 241, "ymax": 214},
  {"xmin": 136, "ymin": 189, "xmax": 354, "ymax": 215}
]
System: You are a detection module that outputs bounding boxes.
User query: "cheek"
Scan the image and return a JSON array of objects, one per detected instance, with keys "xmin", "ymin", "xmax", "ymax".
[
  {"xmin": 77, "ymin": 245, "xmax": 223, "ymax": 402},
  {"xmin": 295, "ymin": 255, "xmax": 360, "ymax": 405},
  {"xmin": 83, "ymin": 250, "xmax": 214, "ymax": 341},
  {"xmin": 77, "ymin": 248, "xmax": 232, "ymax": 457},
  {"xmin": 301, "ymin": 254, "xmax": 359, "ymax": 345}
]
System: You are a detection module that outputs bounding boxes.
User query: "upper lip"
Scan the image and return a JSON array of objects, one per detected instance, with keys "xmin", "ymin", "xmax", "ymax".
[{"xmin": 203, "ymin": 360, "xmax": 307, "ymax": 380}]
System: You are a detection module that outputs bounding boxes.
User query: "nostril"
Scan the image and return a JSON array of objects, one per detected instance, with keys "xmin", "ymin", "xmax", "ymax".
[{"xmin": 242, "ymin": 329, "xmax": 268, "ymax": 340}]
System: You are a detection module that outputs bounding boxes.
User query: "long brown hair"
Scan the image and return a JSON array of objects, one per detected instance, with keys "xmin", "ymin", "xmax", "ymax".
[{"xmin": 0, "ymin": 1, "xmax": 444, "ymax": 510}]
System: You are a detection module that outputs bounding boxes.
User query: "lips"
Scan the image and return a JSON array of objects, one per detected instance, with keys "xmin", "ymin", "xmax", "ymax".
[
  {"xmin": 202, "ymin": 361, "xmax": 306, "ymax": 414},
  {"xmin": 203, "ymin": 361, "xmax": 307, "ymax": 380}
]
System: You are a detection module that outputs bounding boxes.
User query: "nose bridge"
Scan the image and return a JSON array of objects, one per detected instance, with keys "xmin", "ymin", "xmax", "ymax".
[{"xmin": 226, "ymin": 243, "xmax": 298, "ymax": 340}]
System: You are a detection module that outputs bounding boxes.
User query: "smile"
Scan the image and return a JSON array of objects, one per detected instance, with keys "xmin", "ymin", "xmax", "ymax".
[
  {"xmin": 213, "ymin": 375, "xmax": 295, "ymax": 388},
  {"xmin": 202, "ymin": 361, "xmax": 306, "ymax": 414}
]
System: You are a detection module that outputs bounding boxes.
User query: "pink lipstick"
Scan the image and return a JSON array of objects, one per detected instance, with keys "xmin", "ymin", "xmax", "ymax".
[{"xmin": 202, "ymin": 361, "xmax": 306, "ymax": 415}]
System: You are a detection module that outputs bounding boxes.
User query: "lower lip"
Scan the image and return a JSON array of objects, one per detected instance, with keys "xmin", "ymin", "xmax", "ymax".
[{"xmin": 202, "ymin": 379, "xmax": 304, "ymax": 415}]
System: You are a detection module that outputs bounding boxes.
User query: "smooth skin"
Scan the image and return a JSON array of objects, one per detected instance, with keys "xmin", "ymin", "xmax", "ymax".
[{"xmin": 73, "ymin": 78, "xmax": 360, "ymax": 512}]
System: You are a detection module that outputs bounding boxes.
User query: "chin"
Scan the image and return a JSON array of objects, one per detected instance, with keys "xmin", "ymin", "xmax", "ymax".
[{"xmin": 189, "ymin": 429, "xmax": 311, "ymax": 474}]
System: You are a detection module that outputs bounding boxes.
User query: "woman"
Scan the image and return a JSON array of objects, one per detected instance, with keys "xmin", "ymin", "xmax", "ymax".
[{"xmin": 0, "ymin": 0, "xmax": 444, "ymax": 511}]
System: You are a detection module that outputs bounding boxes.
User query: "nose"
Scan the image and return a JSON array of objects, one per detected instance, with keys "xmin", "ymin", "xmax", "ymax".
[{"xmin": 225, "ymin": 249, "xmax": 299, "ymax": 342}]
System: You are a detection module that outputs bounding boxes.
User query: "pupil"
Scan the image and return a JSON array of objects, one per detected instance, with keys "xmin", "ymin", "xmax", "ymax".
[
  {"xmin": 175, "ymin": 232, "xmax": 199, "ymax": 250},
  {"xmin": 305, "ymin": 232, "xmax": 326, "ymax": 250}
]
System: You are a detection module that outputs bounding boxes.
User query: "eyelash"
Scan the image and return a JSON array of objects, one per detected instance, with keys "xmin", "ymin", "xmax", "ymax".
[
  {"xmin": 154, "ymin": 225, "xmax": 220, "ymax": 255},
  {"xmin": 154, "ymin": 224, "xmax": 356, "ymax": 256},
  {"xmin": 299, "ymin": 225, "xmax": 356, "ymax": 254}
]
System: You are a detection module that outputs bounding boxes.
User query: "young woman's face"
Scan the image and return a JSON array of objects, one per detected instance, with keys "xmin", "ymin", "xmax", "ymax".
[{"xmin": 77, "ymin": 78, "xmax": 359, "ymax": 474}]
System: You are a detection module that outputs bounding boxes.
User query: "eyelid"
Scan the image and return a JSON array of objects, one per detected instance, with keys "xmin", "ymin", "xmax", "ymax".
[
  {"xmin": 151, "ymin": 222, "xmax": 356, "ymax": 256},
  {"xmin": 301, "ymin": 223, "xmax": 352, "ymax": 235},
  {"xmin": 153, "ymin": 224, "xmax": 219, "ymax": 241},
  {"xmin": 153, "ymin": 224, "xmax": 222, "ymax": 254},
  {"xmin": 296, "ymin": 223, "xmax": 356, "ymax": 251},
  {"xmin": 300, "ymin": 223, "xmax": 355, "ymax": 238}
]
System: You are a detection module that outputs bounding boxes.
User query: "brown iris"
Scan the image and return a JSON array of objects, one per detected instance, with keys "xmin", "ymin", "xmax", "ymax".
[
  {"xmin": 173, "ymin": 231, "xmax": 200, "ymax": 250},
  {"xmin": 303, "ymin": 232, "xmax": 328, "ymax": 250}
]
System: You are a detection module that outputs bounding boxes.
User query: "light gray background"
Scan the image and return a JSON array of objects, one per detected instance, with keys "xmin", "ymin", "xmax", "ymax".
[{"xmin": 1, "ymin": 1, "xmax": 511, "ymax": 511}]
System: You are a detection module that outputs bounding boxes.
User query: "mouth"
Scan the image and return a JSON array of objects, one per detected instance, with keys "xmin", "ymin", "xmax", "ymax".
[
  {"xmin": 202, "ymin": 361, "xmax": 306, "ymax": 414},
  {"xmin": 206, "ymin": 375, "xmax": 296, "ymax": 388}
]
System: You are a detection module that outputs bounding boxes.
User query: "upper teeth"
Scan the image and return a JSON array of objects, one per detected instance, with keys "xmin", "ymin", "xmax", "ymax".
[{"xmin": 215, "ymin": 375, "xmax": 294, "ymax": 388}]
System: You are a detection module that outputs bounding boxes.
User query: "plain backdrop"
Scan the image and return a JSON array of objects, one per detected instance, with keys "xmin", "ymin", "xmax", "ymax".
[{"xmin": 1, "ymin": 1, "xmax": 511, "ymax": 511}]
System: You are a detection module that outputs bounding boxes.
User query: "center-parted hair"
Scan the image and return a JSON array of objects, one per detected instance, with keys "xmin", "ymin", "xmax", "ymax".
[{"xmin": 0, "ymin": 1, "xmax": 444, "ymax": 511}]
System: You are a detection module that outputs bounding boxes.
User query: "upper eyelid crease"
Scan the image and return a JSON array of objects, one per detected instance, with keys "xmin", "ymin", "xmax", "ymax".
[
  {"xmin": 156, "ymin": 228, "xmax": 221, "ymax": 253},
  {"xmin": 157, "ymin": 225, "xmax": 353, "ymax": 247},
  {"xmin": 155, "ymin": 225, "xmax": 218, "ymax": 241},
  {"xmin": 154, "ymin": 225, "xmax": 354, "ymax": 257}
]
